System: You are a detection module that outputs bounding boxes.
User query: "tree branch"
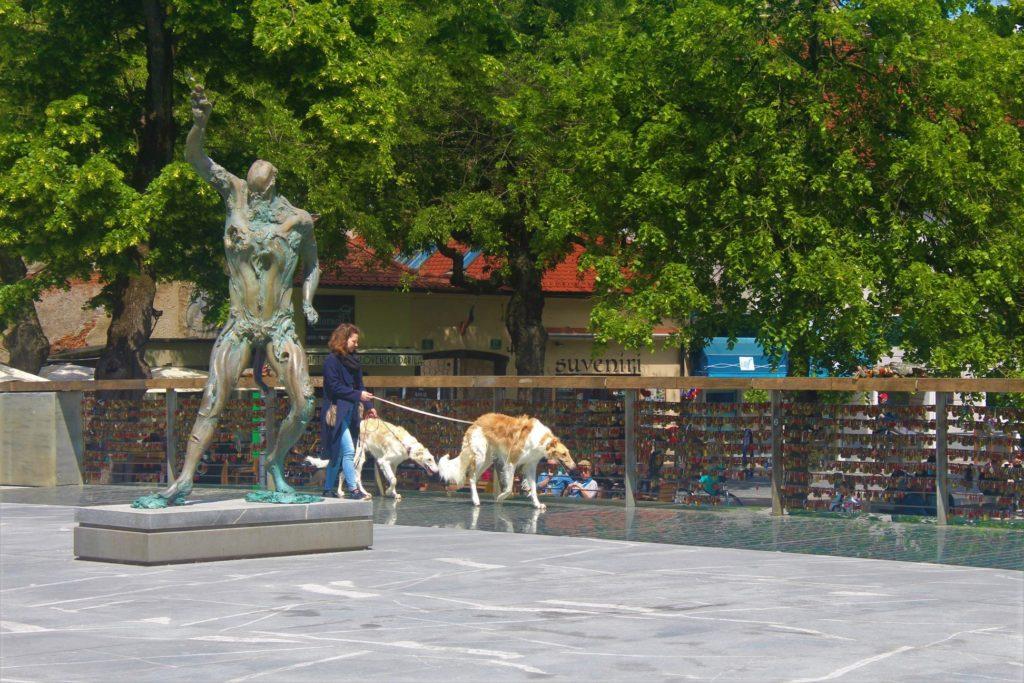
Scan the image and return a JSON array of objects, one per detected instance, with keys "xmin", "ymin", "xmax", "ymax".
[{"xmin": 436, "ymin": 242, "xmax": 506, "ymax": 294}]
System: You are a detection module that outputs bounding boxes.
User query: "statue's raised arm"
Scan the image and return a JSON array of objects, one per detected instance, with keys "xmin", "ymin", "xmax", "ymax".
[{"xmin": 184, "ymin": 85, "xmax": 240, "ymax": 200}]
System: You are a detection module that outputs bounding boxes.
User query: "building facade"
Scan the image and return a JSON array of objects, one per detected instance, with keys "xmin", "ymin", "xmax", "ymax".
[
  {"xmin": 306, "ymin": 240, "xmax": 683, "ymax": 381},
  {"xmin": 8, "ymin": 239, "xmax": 684, "ymax": 382}
]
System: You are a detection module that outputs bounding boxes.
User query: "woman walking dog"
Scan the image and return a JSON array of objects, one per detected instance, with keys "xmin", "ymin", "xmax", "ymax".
[{"xmin": 320, "ymin": 323, "xmax": 376, "ymax": 500}]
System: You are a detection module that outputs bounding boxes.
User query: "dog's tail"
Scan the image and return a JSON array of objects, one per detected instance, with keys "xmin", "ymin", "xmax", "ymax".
[
  {"xmin": 436, "ymin": 453, "xmax": 466, "ymax": 485},
  {"xmin": 305, "ymin": 455, "xmax": 329, "ymax": 469},
  {"xmin": 438, "ymin": 426, "xmax": 481, "ymax": 486}
]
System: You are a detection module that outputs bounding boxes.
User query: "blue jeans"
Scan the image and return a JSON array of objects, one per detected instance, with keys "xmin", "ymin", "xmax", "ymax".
[{"xmin": 324, "ymin": 416, "xmax": 358, "ymax": 493}]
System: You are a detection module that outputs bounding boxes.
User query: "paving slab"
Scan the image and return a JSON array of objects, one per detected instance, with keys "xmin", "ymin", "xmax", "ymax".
[{"xmin": 1, "ymin": 500, "xmax": 1021, "ymax": 682}]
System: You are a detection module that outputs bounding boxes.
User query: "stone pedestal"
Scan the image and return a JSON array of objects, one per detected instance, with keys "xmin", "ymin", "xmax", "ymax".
[{"xmin": 74, "ymin": 497, "xmax": 372, "ymax": 565}]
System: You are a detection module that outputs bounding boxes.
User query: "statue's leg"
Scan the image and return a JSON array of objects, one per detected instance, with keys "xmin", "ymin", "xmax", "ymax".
[
  {"xmin": 133, "ymin": 332, "xmax": 250, "ymax": 509},
  {"xmin": 263, "ymin": 337, "xmax": 315, "ymax": 494}
]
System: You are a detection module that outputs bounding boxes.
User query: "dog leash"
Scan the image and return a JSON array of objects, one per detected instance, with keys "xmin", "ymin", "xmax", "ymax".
[
  {"xmin": 361, "ymin": 414, "xmax": 411, "ymax": 452},
  {"xmin": 372, "ymin": 396, "xmax": 474, "ymax": 425},
  {"xmin": 359, "ymin": 408, "xmax": 442, "ymax": 495}
]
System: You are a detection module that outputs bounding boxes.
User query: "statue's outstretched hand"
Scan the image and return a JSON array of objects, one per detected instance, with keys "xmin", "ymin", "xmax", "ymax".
[
  {"xmin": 303, "ymin": 303, "xmax": 319, "ymax": 325},
  {"xmin": 191, "ymin": 85, "xmax": 212, "ymax": 127}
]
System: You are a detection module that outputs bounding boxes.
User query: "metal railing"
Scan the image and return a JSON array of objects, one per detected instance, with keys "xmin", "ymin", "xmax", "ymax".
[{"xmin": 2, "ymin": 375, "xmax": 1022, "ymax": 524}]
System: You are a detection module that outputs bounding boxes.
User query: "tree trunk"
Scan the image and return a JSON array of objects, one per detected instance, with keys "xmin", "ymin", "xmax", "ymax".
[
  {"xmin": 95, "ymin": 270, "xmax": 158, "ymax": 381},
  {"xmin": 95, "ymin": 0, "xmax": 173, "ymax": 383},
  {"xmin": 131, "ymin": 0, "xmax": 176, "ymax": 192},
  {"xmin": 504, "ymin": 224, "xmax": 548, "ymax": 376},
  {"xmin": 0, "ymin": 256, "xmax": 49, "ymax": 375}
]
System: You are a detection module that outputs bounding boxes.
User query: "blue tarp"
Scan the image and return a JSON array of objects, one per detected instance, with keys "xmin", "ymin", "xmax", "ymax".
[{"xmin": 697, "ymin": 337, "xmax": 787, "ymax": 378}]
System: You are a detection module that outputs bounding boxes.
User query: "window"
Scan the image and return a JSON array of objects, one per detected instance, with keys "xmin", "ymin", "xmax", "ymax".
[{"xmin": 306, "ymin": 295, "xmax": 355, "ymax": 346}]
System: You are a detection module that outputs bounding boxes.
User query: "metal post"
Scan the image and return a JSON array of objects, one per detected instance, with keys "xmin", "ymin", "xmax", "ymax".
[
  {"xmin": 771, "ymin": 390, "xmax": 783, "ymax": 516},
  {"xmin": 164, "ymin": 389, "xmax": 177, "ymax": 484},
  {"xmin": 935, "ymin": 391, "xmax": 949, "ymax": 526},
  {"xmin": 262, "ymin": 388, "xmax": 276, "ymax": 489},
  {"xmin": 624, "ymin": 389, "xmax": 638, "ymax": 508},
  {"xmin": 492, "ymin": 387, "xmax": 505, "ymax": 413}
]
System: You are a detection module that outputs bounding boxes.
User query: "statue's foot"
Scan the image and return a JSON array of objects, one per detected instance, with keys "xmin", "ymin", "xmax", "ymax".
[
  {"xmin": 131, "ymin": 493, "xmax": 169, "ymax": 509},
  {"xmin": 267, "ymin": 464, "xmax": 295, "ymax": 495},
  {"xmin": 131, "ymin": 491, "xmax": 189, "ymax": 509}
]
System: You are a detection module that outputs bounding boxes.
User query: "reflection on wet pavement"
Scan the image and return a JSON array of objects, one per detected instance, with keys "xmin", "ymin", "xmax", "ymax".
[
  {"xmin": 3, "ymin": 486, "xmax": 1020, "ymax": 570},
  {"xmin": 372, "ymin": 494, "xmax": 1024, "ymax": 571}
]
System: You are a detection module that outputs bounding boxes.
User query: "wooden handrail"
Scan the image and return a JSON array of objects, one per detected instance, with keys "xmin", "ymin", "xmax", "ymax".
[{"xmin": 1, "ymin": 375, "xmax": 1022, "ymax": 393}]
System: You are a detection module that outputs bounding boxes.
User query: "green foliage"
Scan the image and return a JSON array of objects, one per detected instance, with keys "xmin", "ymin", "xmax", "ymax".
[
  {"xmin": 2, "ymin": 0, "xmax": 1021, "ymax": 383},
  {"xmin": 0, "ymin": 2, "xmax": 215, "ymax": 324},
  {"xmin": 581, "ymin": 0, "xmax": 1024, "ymax": 377},
  {"xmin": 0, "ymin": 0, "xmax": 419, "ymax": 326},
  {"xmin": 741, "ymin": 388, "xmax": 769, "ymax": 404},
  {"xmin": 335, "ymin": 1, "xmax": 623, "ymax": 268}
]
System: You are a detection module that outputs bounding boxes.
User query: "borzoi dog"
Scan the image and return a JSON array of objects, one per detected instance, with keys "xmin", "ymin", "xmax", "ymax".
[
  {"xmin": 437, "ymin": 413, "xmax": 575, "ymax": 510},
  {"xmin": 354, "ymin": 417, "xmax": 439, "ymax": 499},
  {"xmin": 304, "ymin": 417, "xmax": 438, "ymax": 499}
]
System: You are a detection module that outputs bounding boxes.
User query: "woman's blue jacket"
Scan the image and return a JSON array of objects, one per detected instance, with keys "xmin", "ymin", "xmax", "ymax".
[{"xmin": 320, "ymin": 352, "xmax": 373, "ymax": 455}]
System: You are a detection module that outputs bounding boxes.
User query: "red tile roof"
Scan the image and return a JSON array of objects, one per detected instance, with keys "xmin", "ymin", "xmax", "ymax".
[
  {"xmin": 415, "ymin": 250, "xmax": 453, "ymax": 279},
  {"xmin": 540, "ymin": 244, "xmax": 595, "ymax": 294},
  {"xmin": 318, "ymin": 240, "xmax": 456, "ymax": 291},
  {"xmin": 319, "ymin": 239, "xmax": 597, "ymax": 295}
]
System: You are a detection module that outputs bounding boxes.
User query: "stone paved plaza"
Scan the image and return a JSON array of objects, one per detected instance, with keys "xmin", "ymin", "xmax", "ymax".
[{"xmin": 1, "ymin": 487, "xmax": 1022, "ymax": 681}]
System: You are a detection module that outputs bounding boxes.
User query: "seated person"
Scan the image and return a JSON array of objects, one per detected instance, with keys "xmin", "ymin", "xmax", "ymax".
[
  {"xmin": 698, "ymin": 471, "xmax": 724, "ymax": 497},
  {"xmin": 843, "ymin": 484, "xmax": 863, "ymax": 511},
  {"xmin": 536, "ymin": 458, "xmax": 574, "ymax": 496},
  {"xmin": 564, "ymin": 460, "xmax": 600, "ymax": 499},
  {"xmin": 829, "ymin": 480, "xmax": 849, "ymax": 512}
]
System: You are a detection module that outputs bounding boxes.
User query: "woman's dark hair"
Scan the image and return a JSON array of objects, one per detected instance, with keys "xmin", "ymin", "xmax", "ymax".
[{"xmin": 328, "ymin": 323, "xmax": 361, "ymax": 355}]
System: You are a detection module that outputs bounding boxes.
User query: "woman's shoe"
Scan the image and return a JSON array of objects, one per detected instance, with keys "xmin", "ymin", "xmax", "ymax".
[
  {"xmin": 322, "ymin": 491, "xmax": 340, "ymax": 498},
  {"xmin": 345, "ymin": 488, "xmax": 371, "ymax": 501}
]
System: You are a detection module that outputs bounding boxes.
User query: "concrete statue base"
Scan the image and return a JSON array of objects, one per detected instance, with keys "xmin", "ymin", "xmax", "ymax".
[{"xmin": 74, "ymin": 497, "xmax": 372, "ymax": 565}]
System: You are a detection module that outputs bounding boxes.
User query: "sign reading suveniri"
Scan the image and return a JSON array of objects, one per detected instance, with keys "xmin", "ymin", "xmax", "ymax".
[{"xmin": 554, "ymin": 356, "xmax": 641, "ymax": 375}]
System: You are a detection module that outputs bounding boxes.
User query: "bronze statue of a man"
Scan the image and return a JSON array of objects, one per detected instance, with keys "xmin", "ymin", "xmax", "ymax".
[{"xmin": 133, "ymin": 86, "xmax": 320, "ymax": 508}]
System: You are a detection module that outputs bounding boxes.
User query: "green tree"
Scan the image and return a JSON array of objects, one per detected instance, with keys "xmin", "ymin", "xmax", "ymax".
[
  {"xmin": 0, "ymin": 0, "xmax": 413, "ymax": 378},
  {"xmin": 1, "ymin": 0, "xmax": 642, "ymax": 379},
  {"xmin": 0, "ymin": 1, "xmax": 222, "ymax": 379},
  {"xmin": 0, "ymin": 255, "xmax": 48, "ymax": 374},
  {"xmin": 580, "ymin": 0, "xmax": 1024, "ymax": 376},
  {"xmin": 317, "ymin": 0, "xmax": 626, "ymax": 375}
]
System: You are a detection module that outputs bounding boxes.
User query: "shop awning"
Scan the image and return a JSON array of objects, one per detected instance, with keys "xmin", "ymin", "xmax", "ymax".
[{"xmin": 697, "ymin": 337, "xmax": 787, "ymax": 378}]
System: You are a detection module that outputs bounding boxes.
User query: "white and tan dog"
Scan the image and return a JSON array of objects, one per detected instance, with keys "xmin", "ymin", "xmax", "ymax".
[
  {"xmin": 437, "ymin": 413, "xmax": 575, "ymax": 509},
  {"xmin": 304, "ymin": 417, "xmax": 438, "ymax": 499},
  {"xmin": 354, "ymin": 417, "xmax": 438, "ymax": 499}
]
